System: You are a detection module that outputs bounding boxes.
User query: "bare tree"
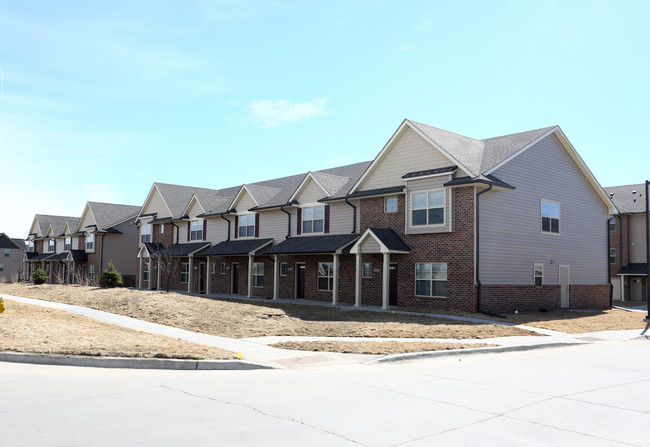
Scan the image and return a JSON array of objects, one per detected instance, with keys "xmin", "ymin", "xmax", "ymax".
[{"xmin": 150, "ymin": 246, "xmax": 178, "ymax": 293}]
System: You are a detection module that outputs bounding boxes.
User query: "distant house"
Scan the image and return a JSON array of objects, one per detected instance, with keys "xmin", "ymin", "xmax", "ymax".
[
  {"xmin": 25, "ymin": 214, "xmax": 80, "ymax": 282},
  {"xmin": 605, "ymin": 184, "xmax": 648, "ymax": 301},
  {"xmin": 0, "ymin": 233, "xmax": 25, "ymax": 282}
]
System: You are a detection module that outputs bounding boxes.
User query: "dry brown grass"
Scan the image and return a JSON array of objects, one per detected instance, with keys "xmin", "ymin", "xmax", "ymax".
[
  {"xmin": 0, "ymin": 283, "xmax": 533, "ymax": 339},
  {"xmin": 492, "ymin": 309, "xmax": 649, "ymax": 333},
  {"xmin": 0, "ymin": 299, "xmax": 235, "ymax": 359},
  {"xmin": 271, "ymin": 340, "xmax": 496, "ymax": 355}
]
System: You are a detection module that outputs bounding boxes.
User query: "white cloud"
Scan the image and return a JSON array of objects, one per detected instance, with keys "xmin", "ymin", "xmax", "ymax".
[{"xmin": 247, "ymin": 98, "xmax": 330, "ymax": 128}]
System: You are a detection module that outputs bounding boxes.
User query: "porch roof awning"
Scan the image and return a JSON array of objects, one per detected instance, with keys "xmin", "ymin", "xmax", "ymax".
[
  {"xmin": 266, "ymin": 234, "xmax": 359, "ymax": 255},
  {"xmin": 29, "ymin": 253, "xmax": 54, "ymax": 261},
  {"xmin": 69, "ymin": 250, "xmax": 88, "ymax": 261},
  {"xmin": 196, "ymin": 238, "xmax": 273, "ymax": 257},
  {"xmin": 350, "ymin": 228, "xmax": 411, "ymax": 255},
  {"xmin": 618, "ymin": 263, "xmax": 648, "ymax": 276},
  {"xmin": 144, "ymin": 242, "xmax": 210, "ymax": 257},
  {"xmin": 47, "ymin": 252, "xmax": 69, "ymax": 261},
  {"xmin": 25, "ymin": 252, "xmax": 40, "ymax": 260}
]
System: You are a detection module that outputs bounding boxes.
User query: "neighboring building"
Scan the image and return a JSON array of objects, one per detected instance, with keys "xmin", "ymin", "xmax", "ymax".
[
  {"xmin": 135, "ymin": 119, "xmax": 615, "ymax": 313},
  {"xmin": 0, "ymin": 233, "xmax": 25, "ymax": 282},
  {"xmin": 605, "ymin": 184, "xmax": 648, "ymax": 301}
]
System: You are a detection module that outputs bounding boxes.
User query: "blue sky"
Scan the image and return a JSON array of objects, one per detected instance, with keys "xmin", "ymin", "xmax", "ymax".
[{"xmin": 1, "ymin": 0, "xmax": 648, "ymax": 238}]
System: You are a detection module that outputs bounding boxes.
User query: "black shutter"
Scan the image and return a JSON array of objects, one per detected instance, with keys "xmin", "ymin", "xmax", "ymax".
[
  {"xmin": 324, "ymin": 205, "xmax": 330, "ymax": 234},
  {"xmin": 234, "ymin": 216, "xmax": 239, "ymax": 239},
  {"xmin": 297, "ymin": 208, "xmax": 302, "ymax": 235},
  {"xmin": 255, "ymin": 213, "xmax": 260, "ymax": 238},
  {"xmin": 203, "ymin": 219, "xmax": 207, "ymax": 241}
]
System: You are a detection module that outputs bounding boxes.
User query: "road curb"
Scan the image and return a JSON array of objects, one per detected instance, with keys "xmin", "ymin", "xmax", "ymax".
[
  {"xmin": 369, "ymin": 341, "xmax": 584, "ymax": 364},
  {"xmin": 0, "ymin": 352, "xmax": 275, "ymax": 370}
]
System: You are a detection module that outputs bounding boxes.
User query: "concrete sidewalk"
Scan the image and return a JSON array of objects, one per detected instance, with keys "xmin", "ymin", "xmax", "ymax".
[{"xmin": 1, "ymin": 293, "xmax": 646, "ymax": 370}]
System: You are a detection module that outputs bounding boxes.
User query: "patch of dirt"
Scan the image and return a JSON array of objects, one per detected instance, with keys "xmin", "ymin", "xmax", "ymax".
[
  {"xmin": 0, "ymin": 298, "xmax": 235, "ymax": 359},
  {"xmin": 271, "ymin": 340, "xmax": 496, "ymax": 355}
]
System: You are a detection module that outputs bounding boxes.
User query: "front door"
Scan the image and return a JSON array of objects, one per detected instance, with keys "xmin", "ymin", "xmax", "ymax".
[
  {"xmin": 198, "ymin": 263, "xmax": 206, "ymax": 294},
  {"xmin": 559, "ymin": 265, "xmax": 570, "ymax": 308},
  {"xmin": 631, "ymin": 278, "xmax": 643, "ymax": 301},
  {"xmin": 232, "ymin": 263, "xmax": 239, "ymax": 294},
  {"xmin": 389, "ymin": 263, "xmax": 398, "ymax": 306},
  {"xmin": 296, "ymin": 264, "xmax": 306, "ymax": 299}
]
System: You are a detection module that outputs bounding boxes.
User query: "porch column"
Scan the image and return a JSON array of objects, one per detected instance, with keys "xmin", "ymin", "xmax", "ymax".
[
  {"xmin": 248, "ymin": 255, "xmax": 254, "ymax": 298},
  {"xmin": 273, "ymin": 255, "xmax": 279, "ymax": 300},
  {"xmin": 138, "ymin": 257, "xmax": 143, "ymax": 289},
  {"xmin": 149, "ymin": 260, "xmax": 154, "ymax": 290},
  {"xmin": 188, "ymin": 256, "xmax": 193, "ymax": 293},
  {"xmin": 206, "ymin": 256, "xmax": 211, "ymax": 294},
  {"xmin": 382, "ymin": 253, "xmax": 390, "ymax": 309},
  {"xmin": 332, "ymin": 253, "xmax": 339, "ymax": 306},
  {"xmin": 72, "ymin": 261, "xmax": 76, "ymax": 284},
  {"xmin": 621, "ymin": 277, "xmax": 625, "ymax": 301},
  {"xmin": 157, "ymin": 257, "xmax": 161, "ymax": 290},
  {"xmin": 355, "ymin": 253, "xmax": 361, "ymax": 307}
]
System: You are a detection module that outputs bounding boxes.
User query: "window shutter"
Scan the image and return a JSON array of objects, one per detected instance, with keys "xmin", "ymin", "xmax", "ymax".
[
  {"xmin": 234, "ymin": 216, "xmax": 239, "ymax": 239},
  {"xmin": 255, "ymin": 213, "xmax": 259, "ymax": 238},
  {"xmin": 297, "ymin": 208, "xmax": 302, "ymax": 235},
  {"xmin": 203, "ymin": 219, "xmax": 207, "ymax": 241},
  {"xmin": 324, "ymin": 205, "xmax": 330, "ymax": 234},
  {"xmin": 187, "ymin": 222, "xmax": 190, "ymax": 241}
]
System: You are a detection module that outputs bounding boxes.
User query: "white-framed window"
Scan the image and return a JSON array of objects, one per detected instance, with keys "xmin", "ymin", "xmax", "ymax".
[
  {"xmin": 385, "ymin": 197, "xmax": 398, "ymax": 213},
  {"xmin": 541, "ymin": 201, "xmax": 560, "ymax": 234},
  {"xmin": 140, "ymin": 224, "xmax": 152, "ymax": 243},
  {"xmin": 0, "ymin": 264, "xmax": 3, "ymax": 272},
  {"xmin": 608, "ymin": 216, "xmax": 615, "ymax": 231},
  {"xmin": 4, "ymin": 249, "xmax": 9, "ymax": 257},
  {"xmin": 180, "ymin": 262, "xmax": 189, "ymax": 283},
  {"xmin": 534, "ymin": 263, "xmax": 544, "ymax": 287},
  {"xmin": 302, "ymin": 206, "xmax": 324, "ymax": 234},
  {"xmin": 49, "ymin": 239, "xmax": 56, "ymax": 252},
  {"xmin": 415, "ymin": 263, "xmax": 447, "ymax": 297},
  {"xmin": 411, "ymin": 190, "xmax": 445, "ymax": 226},
  {"xmin": 280, "ymin": 262, "xmax": 288, "ymax": 276},
  {"xmin": 160, "ymin": 224, "xmax": 165, "ymax": 234},
  {"xmin": 253, "ymin": 262, "xmax": 264, "ymax": 287},
  {"xmin": 190, "ymin": 220, "xmax": 203, "ymax": 241},
  {"xmin": 220, "ymin": 262, "xmax": 226, "ymax": 274},
  {"xmin": 142, "ymin": 262, "xmax": 149, "ymax": 281},
  {"xmin": 610, "ymin": 248, "xmax": 616, "ymax": 264},
  {"xmin": 210, "ymin": 263, "xmax": 216, "ymax": 274},
  {"xmin": 88, "ymin": 265, "xmax": 95, "ymax": 280},
  {"xmin": 28, "ymin": 240, "xmax": 34, "ymax": 252},
  {"xmin": 317, "ymin": 262, "xmax": 334, "ymax": 291},
  {"xmin": 362, "ymin": 263, "xmax": 372, "ymax": 278},
  {"xmin": 64, "ymin": 237, "xmax": 72, "ymax": 251},
  {"xmin": 85, "ymin": 234, "xmax": 95, "ymax": 251},
  {"xmin": 238, "ymin": 214, "xmax": 255, "ymax": 238}
]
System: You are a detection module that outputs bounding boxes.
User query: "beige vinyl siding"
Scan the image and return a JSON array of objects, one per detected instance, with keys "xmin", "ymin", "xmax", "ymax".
[
  {"xmin": 142, "ymin": 188, "xmax": 171, "ymax": 217},
  {"xmin": 479, "ymin": 133, "xmax": 609, "ymax": 285},
  {"xmin": 259, "ymin": 210, "xmax": 288, "ymax": 244},
  {"xmin": 77, "ymin": 211, "xmax": 96, "ymax": 231},
  {"xmin": 357, "ymin": 127, "xmax": 461, "ymax": 191},
  {"xmin": 629, "ymin": 214, "xmax": 646, "ymax": 263},
  {"xmin": 328, "ymin": 201, "xmax": 358, "ymax": 234},
  {"xmin": 205, "ymin": 217, "xmax": 228, "ymax": 243},
  {"xmin": 295, "ymin": 178, "xmax": 328, "ymax": 204},
  {"xmin": 186, "ymin": 200, "xmax": 205, "ymax": 219},
  {"xmin": 178, "ymin": 221, "xmax": 190, "ymax": 243},
  {"xmin": 55, "ymin": 239, "xmax": 64, "ymax": 252},
  {"xmin": 72, "ymin": 237, "xmax": 80, "ymax": 250},
  {"xmin": 102, "ymin": 220, "xmax": 138, "ymax": 276},
  {"xmin": 29, "ymin": 220, "xmax": 41, "ymax": 237},
  {"xmin": 406, "ymin": 176, "xmax": 453, "ymax": 234},
  {"xmin": 358, "ymin": 237, "xmax": 381, "ymax": 253},
  {"xmin": 233, "ymin": 190, "xmax": 257, "ymax": 213}
]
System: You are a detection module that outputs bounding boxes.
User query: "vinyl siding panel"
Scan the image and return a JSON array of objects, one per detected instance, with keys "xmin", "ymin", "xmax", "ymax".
[
  {"xmin": 186, "ymin": 200, "xmax": 204, "ymax": 219},
  {"xmin": 359, "ymin": 237, "xmax": 381, "ymax": 253},
  {"xmin": 358, "ymin": 127, "xmax": 459, "ymax": 191},
  {"xmin": 142, "ymin": 188, "xmax": 171, "ymax": 218},
  {"xmin": 328, "ymin": 201, "xmax": 358, "ymax": 234},
  {"xmin": 206, "ymin": 217, "xmax": 229, "ymax": 243},
  {"xmin": 295, "ymin": 179, "xmax": 327, "ymax": 204},
  {"xmin": 406, "ymin": 176, "xmax": 453, "ymax": 234},
  {"xmin": 102, "ymin": 220, "xmax": 138, "ymax": 276},
  {"xmin": 479, "ymin": 133, "xmax": 609, "ymax": 285},
  {"xmin": 629, "ymin": 214, "xmax": 646, "ymax": 263},
  {"xmin": 259, "ymin": 210, "xmax": 289, "ymax": 244},
  {"xmin": 72, "ymin": 237, "xmax": 80, "ymax": 250},
  {"xmin": 77, "ymin": 211, "xmax": 95, "ymax": 232},
  {"xmin": 233, "ymin": 191, "xmax": 257, "ymax": 213}
]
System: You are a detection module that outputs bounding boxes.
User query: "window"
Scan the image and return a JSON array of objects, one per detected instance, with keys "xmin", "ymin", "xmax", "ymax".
[
  {"xmin": 210, "ymin": 263, "xmax": 216, "ymax": 274},
  {"xmin": 541, "ymin": 201, "xmax": 560, "ymax": 234},
  {"xmin": 362, "ymin": 263, "xmax": 372, "ymax": 278},
  {"xmin": 411, "ymin": 190, "xmax": 444, "ymax": 226},
  {"xmin": 85, "ymin": 234, "xmax": 94, "ymax": 251},
  {"xmin": 142, "ymin": 262, "xmax": 149, "ymax": 281},
  {"xmin": 280, "ymin": 262, "xmax": 288, "ymax": 276},
  {"xmin": 180, "ymin": 262, "xmax": 189, "ymax": 283},
  {"xmin": 140, "ymin": 224, "xmax": 152, "ymax": 243},
  {"xmin": 610, "ymin": 248, "xmax": 616, "ymax": 264},
  {"xmin": 4, "ymin": 249, "xmax": 9, "ymax": 257},
  {"xmin": 609, "ymin": 217, "xmax": 615, "ymax": 231},
  {"xmin": 49, "ymin": 239, "xmax": 56, "ymax": 252},
  {"xmin": 220, "ymin": 262, "xmax": 226, "ymax": 274},
  {"xmin": 253, "ymin": 262, "xmax": 264, "ymax": 287},
  {"xmin": 415, "ymin": 263, "xmax": 447, "ymax": 297},
  {"xmin": 88, "ymin": 265, "xmax": 95, "ymax": 280},
  {"xmin": 318, "ymin": 262, "xmax": 334, "ymax": 291},
  {"xmin": 238, "ymin": 214, "xmax": 255, "ymax": 238},
  {"xmin": 302, "ymin": 206, "xmax": 324, "ymax": 233},
  {"xmin": 190, "ymin": 220, "xmax": 203, "ymax": 241},
  {"xmin": 64, "ymin": 237, "xmax": 72, "ymax": 251},
  {"xmin": 28, "ymin": 241, "xmax": 34, "ymax": 252},
  {"xmin": 0, "ymin": 264, "xmax": 4, "ymax": 272},
  {"xmin": 534, "ymin": 263, "xmax": 544, "ymax": 287},
  {"xmin": 160, "ymin": 224, "xmax": 165, "ymax": 234},
  {"xmin": 385, "ymin": 197, "xmax": 398, "ymax": 213}
]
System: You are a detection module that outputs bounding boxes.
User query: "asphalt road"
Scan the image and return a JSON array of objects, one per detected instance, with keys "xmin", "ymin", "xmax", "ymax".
[{"xmin": 3, "ymin": 339, "xmax": 650, "ymax": 446}]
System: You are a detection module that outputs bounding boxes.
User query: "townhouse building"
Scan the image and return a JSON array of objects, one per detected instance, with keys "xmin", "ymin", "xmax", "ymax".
[
  {"xmin": 135, "ymin": 119, "xmax": 614, "ymax": 313},
  {"xmin": 25, "ymin": 214, "xmax": 80, "ymax": 282},
  {"xmin": 605, "ymin": 184, "xmax": 647, "ymax": 301},
  {"xmin": 0, "ymin": 233, "xmax": 25, "ymax": 282}
]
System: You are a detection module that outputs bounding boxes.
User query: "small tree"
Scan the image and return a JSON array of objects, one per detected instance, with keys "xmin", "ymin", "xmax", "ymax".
[
  {"xmin": 150, "ymin": 247, "xmax": 177, "ymax": 292},
  {"xmin": 32, "ymin": 268, "xmax": 48, "ymax": 285},
  {"xmin": 100, "ymin": 261, "xmax": 123, "ymax": 288}
]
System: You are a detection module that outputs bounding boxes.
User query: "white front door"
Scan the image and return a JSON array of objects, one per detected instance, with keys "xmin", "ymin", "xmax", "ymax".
[{"xmin": 559, "ymin": 265, "xmax": 570, "ymax": 308}]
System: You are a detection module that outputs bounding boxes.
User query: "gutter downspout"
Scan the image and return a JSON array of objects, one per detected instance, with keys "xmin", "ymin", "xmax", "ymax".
[
  {"xmin": 345, "ymin": 198, "xmax": 357, "ymax": 233},
  {"xmin": 171, "ymin": 222, "xmax": 179, "ymax": 244},
  {"xmin": 646, "ymin": 180, "xmax": 650, "ymax": 321},
  {"xmin": 280, "ymin": 206, "xmax": 291, "ymax": 239},
  {"xmin": 220, "ymin": 215, "xmax": 231, "ymax": 241},
  {"xmin": 607, "ymin": 217, "xmax": 612, "ymax": 308},
  {"xmin": 475, "ymin": 184, "xmax": 505, "ymax": 318},
  {"xmin": 100, "ymin": 233, "xmax": 105, "ymax": 274}
]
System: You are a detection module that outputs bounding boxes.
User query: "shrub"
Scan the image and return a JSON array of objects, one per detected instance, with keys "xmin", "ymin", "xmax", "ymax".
[
  {"xmin": 100, "ymin": 262, "xmax": 123, "ymax": 288},
  {"xmin": 32, "ymin": 269, "xmax": 48, "ymax": 285}
]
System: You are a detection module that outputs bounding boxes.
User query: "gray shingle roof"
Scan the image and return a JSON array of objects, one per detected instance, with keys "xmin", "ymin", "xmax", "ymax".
[
  {"xmin": 266, "ymin": 234, "xmax": 359, "ymax": 255},
  {"xmin": 604, "ymin": 184, "xmax": 647, "ymax": 214},
  {"xmin": 154, "ymin": 183, "xmax": 224, "ymax": 219},
  {"xmin": 145, "ymin": 242, "xmax": 210, "ymax": 257},
  {"xmin": 367, "ymin": 228, "xmax": 411, "ymax": 252},
  {"xmin": 0, "ymin": 233, "xmax": 23, "ymax": 250},
  {"xmin": 618, "ymin": 263, "xmax": 648, "ymax": 276},
  {"xmin": 35, "ymin": 214, "xmax": 80, "ymax": 237},
  {"xmin": 193, "ymin": 194, "xmax": 234, "ymax": 215},
  {"xmin": 197, "ymin": 239, "xmax": 273, "ymax": 256},
  {"xmin": 11, "ymin": 238, "xmax": 26, "ymax": 250},
  {"xmin": 87, "ymin": 202, "xmax": 141, "ymax": 230}
]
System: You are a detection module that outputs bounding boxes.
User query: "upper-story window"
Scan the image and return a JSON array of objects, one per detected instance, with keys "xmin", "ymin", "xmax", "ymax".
[
  {"xmin": 385, "ymin": 197, "xmax": 398, "ymax": 213},
  {"xmin": 411, "ymin": 190, "xmax": 444, "ymax": 226},
  {"xmin": 141, "ymin": 224, "xmax": 152, "ymax": 243},
  {"xmin": 541, "ymin": 201, "xmax": 560, "ymax": 234},
  {"xmin": 190, "ymin": 220, "xmax": 204, "ymax": 241},
  {"xmin": 64, "ymin": 237, "xmax": 72, "ymax": 251},
  {"xmin": 86, "ymin": 234, "xmax": 94, "ymax": 251},
  {"xmin": 302, "ymin": 206, "xmax": 324, "ymax": 233},
  {"xmin": 238, "ymin": 214, "xmax": 255, "ymax": 238},
  {"xmin": 28, "ymin": 241, "xmax": 34, "ymax": 253},
  {"xmin": 4, "ymin": 249, "xmax": 9, "ymax": 257},
  {"xmin": 49, "ymin": 239, "xmax": 56, "ymax": 252},
  {"xmin": 160, "ymin": 224, "xmax": 165, "ymax": 234},
  {"xmin": 608, "ymin": 217, "xmax": 615, "ymax": 231}
]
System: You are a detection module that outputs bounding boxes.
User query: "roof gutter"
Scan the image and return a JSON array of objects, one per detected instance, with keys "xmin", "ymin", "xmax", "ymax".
[
  {"xmin": 280, "ymin": 206, "xmax": 291, "ymax": 239},
  {"xmin": 220, "ymin": 214, "xmax": 231, "ymax": 241},
  {"xmin": 345, "ymin": 198, "xmax": 357, "ymax": 233}
]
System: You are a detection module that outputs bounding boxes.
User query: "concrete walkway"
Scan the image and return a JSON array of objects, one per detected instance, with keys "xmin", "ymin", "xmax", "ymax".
[{"xmin": 1, "ymin": 292, "xmax": 647, "ymax": 370}]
